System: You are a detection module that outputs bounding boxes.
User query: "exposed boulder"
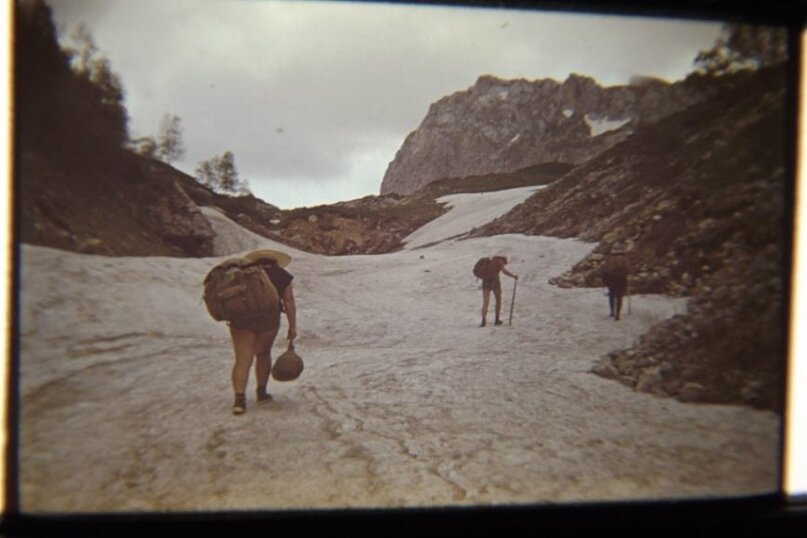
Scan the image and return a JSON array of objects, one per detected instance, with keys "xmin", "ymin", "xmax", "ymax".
[{"xmin": 145, "ymin": 179, "xmax": 214, "ymax": 257}]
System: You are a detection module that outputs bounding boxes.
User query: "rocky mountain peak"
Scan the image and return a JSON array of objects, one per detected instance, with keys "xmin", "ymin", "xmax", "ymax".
[{"xmin": 380, "ymin": 72, "xmax": 706, "ymax": 195}]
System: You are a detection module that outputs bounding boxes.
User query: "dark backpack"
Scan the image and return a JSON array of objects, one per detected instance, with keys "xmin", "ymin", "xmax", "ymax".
[
  {"xmin": 602, "ymin": 254, "xmax": 629, "ymax": 279},
  {"xmin": 473, "ymin": 257, "xmax": 496, "ymax": 279},
  {"xmin": 203, "ymin": 257, "xmax": 279, "ymax": 323}
]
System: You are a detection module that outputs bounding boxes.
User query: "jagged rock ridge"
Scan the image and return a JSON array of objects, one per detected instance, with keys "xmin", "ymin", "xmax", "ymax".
[{"xmin": 381, "ymin": 73, "xmax": 715, "ymax": 195}]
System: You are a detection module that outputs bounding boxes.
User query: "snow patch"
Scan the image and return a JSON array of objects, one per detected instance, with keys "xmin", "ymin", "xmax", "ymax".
[
  {"xmin": 403, "ymin": 185, "xmax": 540, "ymax": 249},
  {"xmin": 503, "ymin": 133, "xmax": 522, "ymax": 149},
  {"xmin": 585, "ymin": 114, "xmax": 631, "ymax": 136}
]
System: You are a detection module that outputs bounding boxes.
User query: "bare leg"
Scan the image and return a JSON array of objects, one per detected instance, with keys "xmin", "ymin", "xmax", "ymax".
[
  {"xmin": 608, "ymin": 289, "xmax": 615, "ymax": 317},
  {"xmin": 615, "ymin": 295, "xmax": 623, "ymax": 321},
  {"xmin": 254, "ymin": 326, "xmax": 279, "ymax": 397},
  {"xmin": 230, "ymin": 326, "xmax": 257, "ymax": 394},
  {"xmin": 481, "ymin": 288, "xmax": 491, "ymax": 326},
  {"xmin": 494, "ymin": 287, "xmax": 503, "ymax": 324}
]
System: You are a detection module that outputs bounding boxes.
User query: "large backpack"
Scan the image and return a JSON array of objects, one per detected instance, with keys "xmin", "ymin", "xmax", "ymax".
[
  {"xmin": 473, "ymin": 257, "xmax": 496, "ymax": 279},
  {"xmin": 203, "ymin": 257, "xmax": 279, "ymax": 323},
  {"xmin": 602, "ymin": 253, "xmax": 629, "ymax": 279}
]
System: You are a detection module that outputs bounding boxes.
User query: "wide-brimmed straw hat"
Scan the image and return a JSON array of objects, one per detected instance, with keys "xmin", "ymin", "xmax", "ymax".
[
  {"xmin": 244, "ymin": 249, "xmax": 292, "ymax": 268},
  {"xmin": 272, "ymin": 343, "xmax": 304, "ymax": 382}
]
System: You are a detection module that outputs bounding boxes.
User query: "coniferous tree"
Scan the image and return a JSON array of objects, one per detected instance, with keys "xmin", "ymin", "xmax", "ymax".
[
  {"xmin": 156, "ymin": 113, "xmax": 185, "ymax": 164},
  {"xmin": 216, "ymin": 151, "xmax": 239, "ymax": 192},
  {"xmin": 194, "ymin": 151, "xmax": 251, "ymax": 195},
  {"xmin": 194, "ymin": 159, "xmax": 218, "ymax": 190},
  {"xmin": 17, "ymin": 0, "xmax": 129, "ymax": 161},
  {"xmin": 694, "ymin": 23, "xmax": 787, "ymax": 76}
]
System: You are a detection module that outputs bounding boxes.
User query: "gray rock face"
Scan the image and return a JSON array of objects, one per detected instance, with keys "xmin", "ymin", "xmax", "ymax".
[
  {"xmin": 380, "ymin": 74, "xmax": 706, "ymax": 195},
  {"xmin": 147, "ymin": 179, "xmax": 215, "ymax": 256}
]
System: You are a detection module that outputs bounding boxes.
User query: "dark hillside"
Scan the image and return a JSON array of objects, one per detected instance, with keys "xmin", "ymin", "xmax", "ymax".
[
  {"xmin": 422, "ymin": 163, "xmax": 575, "ymax": 196},
  {"xmin": 19, "ymin": 150, "xmax": 213, "ymax": 257},
  {"xmin": 17, "ymin": 2, "xmax": 285, "ymax": 258},
  {"xmin": 470, "ymin": 66, "xmax": 790, "ymax": 411},
  {"xmin": 17, "ymin": 1, "xmax": 216, "ymax": 257}
]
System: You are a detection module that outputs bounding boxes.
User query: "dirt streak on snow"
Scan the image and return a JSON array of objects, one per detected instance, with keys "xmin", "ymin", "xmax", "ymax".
[{"xmin": 18, "ymin": 187, "xmax": 779, "ymax": 513}]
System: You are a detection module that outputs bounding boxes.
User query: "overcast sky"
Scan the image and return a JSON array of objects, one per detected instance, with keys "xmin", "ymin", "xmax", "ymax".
[{"xmin": 47, "ymin": 0, "xmax": 725, "ymax": 209}]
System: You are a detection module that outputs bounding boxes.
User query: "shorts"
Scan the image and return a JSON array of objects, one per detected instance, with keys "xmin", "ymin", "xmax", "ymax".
[
  {"xmin": 482, "ymin": 276, "xmax": 501, "ymax": 291},
  {"xmin": 228, "ymin": 309, "xmax": 281, "ymax": 333}
]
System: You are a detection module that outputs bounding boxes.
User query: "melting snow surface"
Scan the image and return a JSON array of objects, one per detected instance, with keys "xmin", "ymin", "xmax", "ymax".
[{"xmin": 18, "ymin": 187, "xmax": 780, "ymax": 512}]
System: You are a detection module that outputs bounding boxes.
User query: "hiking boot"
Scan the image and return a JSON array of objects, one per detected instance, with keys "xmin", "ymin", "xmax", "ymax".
[
  {"xmin": 257, "ymin": 389, "xmax": 273, "ymax": 403},
  {"xmin": 232, "ymin": 393, "xmax": 247, "ymax": 415}
]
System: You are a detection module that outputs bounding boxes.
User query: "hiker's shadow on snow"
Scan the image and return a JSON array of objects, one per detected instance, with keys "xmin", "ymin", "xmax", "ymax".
[{"xmin": 257, "ymin": 395, "xmax": 300, "ymax": 412}]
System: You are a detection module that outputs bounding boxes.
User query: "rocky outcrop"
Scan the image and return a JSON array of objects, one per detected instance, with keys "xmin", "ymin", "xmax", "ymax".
[
  {"xmin": 380, "ymin": 73, "xmax": 711, "ymax": 195},
  {"xmin": 145, "ymin": 179, "xmax": 215, "ymax": 256},
  {"xmin": 141, "ymin": 158, "xmax": 283, "ymax": 248},
  {"xmin": 19, "ymin": 151, "xmax": 216, "ymax": 257},
  {"xmin": 268, "ymin": 193, "xmax": 447, "ymax": 255}
]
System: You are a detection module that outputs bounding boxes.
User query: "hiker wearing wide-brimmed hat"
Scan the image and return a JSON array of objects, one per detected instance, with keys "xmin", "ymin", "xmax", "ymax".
[
  {"xmin": 601, "ymin": 243, "xmax": 630, "ymax": 321},
  {"xmin": 479, "ymin": 255, "xmax": 518, "ymax": 327},
  {"xmin": 228, "ymin": 249, "xmax": 297, "ymax": 415}
]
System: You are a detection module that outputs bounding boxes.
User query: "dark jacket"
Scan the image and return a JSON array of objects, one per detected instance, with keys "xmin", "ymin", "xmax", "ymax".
[{"xmin": 601, "ymin": 253, "xmax": 629, "ymax": 294}]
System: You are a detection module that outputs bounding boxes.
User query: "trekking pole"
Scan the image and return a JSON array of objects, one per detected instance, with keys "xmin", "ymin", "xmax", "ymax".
[{"xmin": 508, "ymin": 278, "xmax": 518, "ymax": 326}]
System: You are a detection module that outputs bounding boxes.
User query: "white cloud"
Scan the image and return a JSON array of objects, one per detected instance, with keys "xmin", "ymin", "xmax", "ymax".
[{"xmin": 47, "ymin": 0, "xmax": 725, "ymax": 208}]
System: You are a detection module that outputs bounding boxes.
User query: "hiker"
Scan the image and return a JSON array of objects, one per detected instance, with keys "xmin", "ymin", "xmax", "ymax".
[
  {"xmin": 601, "ymin": 245, "xmax": 630, "ymax": 321},
  {"xmin": 228, "ymin": 250, "xmax": 297, "ymax": 415},
  {"xmin": 479, "ymin": 255, "xmax": 518, "ymax": 327}
]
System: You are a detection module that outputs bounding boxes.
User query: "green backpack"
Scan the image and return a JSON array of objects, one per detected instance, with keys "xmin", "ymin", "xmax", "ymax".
[{"xmin": 203, "ymin": 257, "xmax": 279, "ymax": 323}]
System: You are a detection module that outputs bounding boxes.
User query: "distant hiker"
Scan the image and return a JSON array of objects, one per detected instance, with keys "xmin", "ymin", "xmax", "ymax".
[
  {"xmin": 203, "ymin": 249, "xmax": 297, "ymax": 415},
  {"xmin": 601, "ymin": 245, "xmax": 630, "ymax": 321},
  {"xmin": 474, "ymin": 255, "xmax": 518, "ymax": 327}
]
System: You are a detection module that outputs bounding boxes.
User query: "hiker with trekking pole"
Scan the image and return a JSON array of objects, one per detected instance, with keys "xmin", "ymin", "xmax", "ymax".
[
  {"xmin": 473, "ymin": 255, "xmax": 518, "ymax": 327},
  {"xmin": 601, "ymin": 244, "xmax": 630, "ymax": 321}
]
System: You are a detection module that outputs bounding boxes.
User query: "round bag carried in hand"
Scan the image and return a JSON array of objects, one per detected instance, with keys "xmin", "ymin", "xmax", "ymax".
[{"xmin": 272, "ymin": 342, "xmax": 304, "ymax": 382}]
